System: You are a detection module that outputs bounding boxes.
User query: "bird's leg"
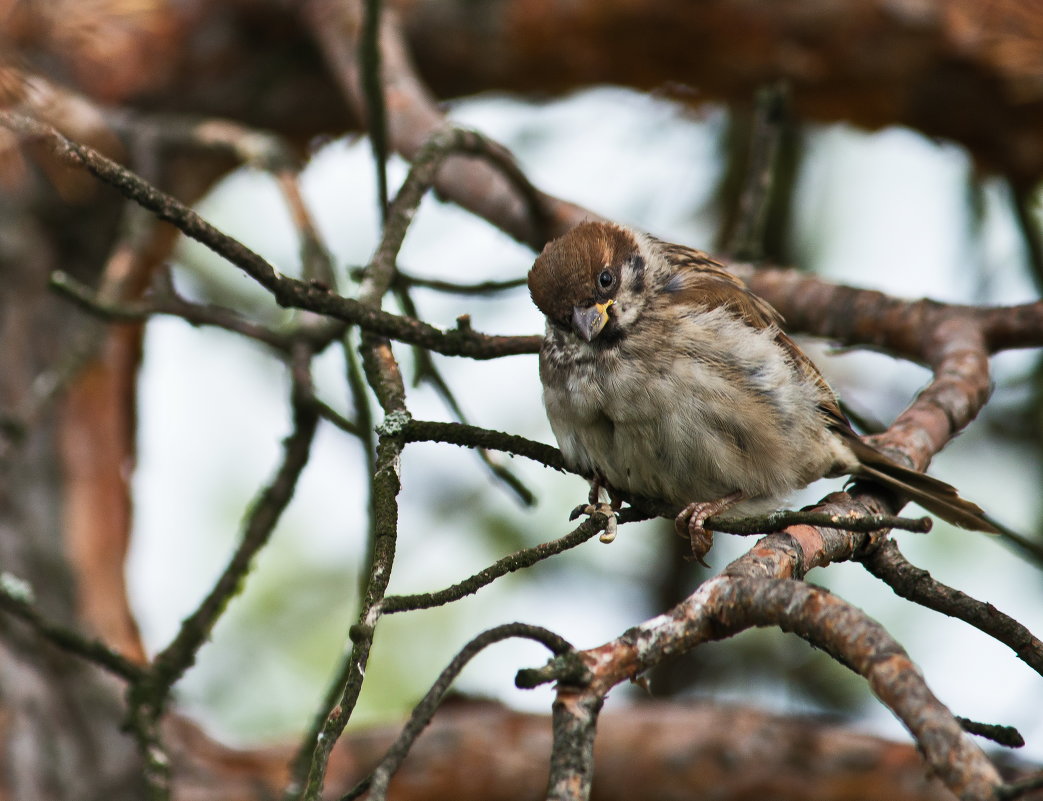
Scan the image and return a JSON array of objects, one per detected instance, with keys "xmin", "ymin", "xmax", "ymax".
[
  {"xmin": 675, "ymin": 491, "xmax": 744, "ymax": 566},
  {"xmin": 569, "ymin": 478, "xmax": 621, "ymax": 543}
]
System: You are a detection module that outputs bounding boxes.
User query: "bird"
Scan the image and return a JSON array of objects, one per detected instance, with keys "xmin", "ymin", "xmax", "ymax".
[{"xmin": 527, "ymin": 220, "xmax": 997, "ymax": 560}]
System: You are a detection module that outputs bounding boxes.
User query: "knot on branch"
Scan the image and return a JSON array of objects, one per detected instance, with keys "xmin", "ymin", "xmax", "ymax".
[
  {"xmin": 515, "ymin": 651, "xmax": 592, "ymax": 690},
  {"xmin": 376, "ymin": 410, "xmax": 412, "ymax": 437}
]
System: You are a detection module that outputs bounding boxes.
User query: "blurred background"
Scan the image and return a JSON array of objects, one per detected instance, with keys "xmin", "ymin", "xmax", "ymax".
[
  {"xmin": 4, "ymin": 3, "xmax": 1043, "ymax": 793},
  {"xmin": 129, "ymin": 86, "xmax": 1043, "ymax": 751}
]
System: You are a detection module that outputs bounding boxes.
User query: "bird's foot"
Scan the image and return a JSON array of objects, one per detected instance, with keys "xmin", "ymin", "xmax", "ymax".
[
  {"xmin": 569, "ymin": 479, "xmax": 623, "ymax": 543},
  {"xmin": 675, "ymin": 491, "xmax": 744, "ymax": 566},
  {"xmin": 570, "ymin": 501, "xmax": 620, "ymax": 543}
]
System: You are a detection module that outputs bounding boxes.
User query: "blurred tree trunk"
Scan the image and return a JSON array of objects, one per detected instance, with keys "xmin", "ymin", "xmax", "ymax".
[{"xmin": 0, "ymin": 176, "xmax": 145, "ymax": 796}]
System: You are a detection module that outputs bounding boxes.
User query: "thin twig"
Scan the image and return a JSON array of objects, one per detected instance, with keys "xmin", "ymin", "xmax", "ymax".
[
  {"xmin": 141, "ymin": 395, "xmax": 319, "ymax": 710},
  {"xmin": 288, "ymin": 339, "xmax": 386, "ymax": 799},
  {"xmin": 50, "ymin": 269, "xmax": 298, "ymax": 352},
  {"xmin": 956, "ymin": 716, "xmax": 1024, "ymax": 748},
  {"xmin": 341, "ymin": 623, "xmax": 573, "ymax": 801},
  {"xmin": 2, "ymin": 111, "xmax": 541, "ymax": 361},
  {"xmin": 396, "ymin": 287, "xmax": 535, "ymax": 505},
  {"xmin": 303, "ymin": 393, "xmax": 363, "ymax": 437},
  {"xmin": 397, "ymin": 418, "xmax": 566, "ymax": 472},
  {"xmin": 363, "ymin": 125, "xmax": 529, "ymax": 302},
  {"xmin": 0, "ymin": 572, "xmax": 144, "ymax": 682},
  {"xmin": 284, "ymin": 337, "xmax": 379, "ymax": 796},
  {"xmin": 299, "ymin": 427, "xmax": 403, "ymax": 801},
  {"xmin": 859, "ymin": 539, "xmax": 1043, "ymax": 677},
  {"xmin": 298, "ymin": 127, "xmax": 472, "ymax": 799},
  {"xmin": 303, "ymin": 0, "xmax": 574, "ymax": 248},
  {"xmin": 706, "ymin": 510, "xmax": 932, "ymax": 535},
  {"xmin": 392, "ymin": 271, "xmax": 528, "ymax": 296},
  {"xmin": 343, "ymin": 332, "xmax": 378, "ymax": 593},
  {"xmin": 275, "ymin": 170, "xmax": 338, "ymax": 287},
  {"xmin": 378, "ymin": 515, "xmax": 609, "ymax": 614}
]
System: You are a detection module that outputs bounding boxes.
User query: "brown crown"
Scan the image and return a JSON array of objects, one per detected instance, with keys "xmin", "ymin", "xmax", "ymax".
[{"xmin": 528, "ymin": 221, "xmax": 638, "ymax": 327}]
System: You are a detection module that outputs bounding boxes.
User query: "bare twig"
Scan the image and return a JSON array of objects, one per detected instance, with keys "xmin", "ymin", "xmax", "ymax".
[
  {"xmin": 395, "ymin": 286, "xmax": 535, "ymax": 505},
  {"xmin": 391, "ymin": 270, "xmax": 528, "ymax": 296},
  {"xmin": 342, "ymin": 623, "xmax": 573, "ymax": 801},
  {"xmin": 141, "ymin": 395, "xmax": 318, "ymax": 711},
  {"xmin": 301, "ymin": 391, "xmax": 363, "ymax": 437},
  {"xmin": 0, "ymin": 572, "xmax": 144, "ymax": 682},
  {"xmin": 956, "ymin": 716, "xmax": 1024, "ymax": 748},
  {"xmin": 4, "ymin": 112, "xmax": 545, "ymax": 361},
  {"xmin": 707, "ymin": 510, "xmax": 932, "ymax": 535},
  {"xmin": 298, "ymin": 119, "xmax": 476, "ymax": 801},
  {"xmin": 303, "ymin": 0, "xmax": 571, "ymax": 249},
  {"xmin": 396, "ymin": 418, "xmax": 565, "ymax": 471},
  {"xmin": 859, "ymin": 540, "xmax": 1043, "ymax": 677},
  {"xmin": 546, "ymin": 690, "xmax": 602, "ymax": 801},
  {"xmin": 343, "ymin": 332, "xmax": 378, "ymax": 589},
  {"xmin": 363, "ymin": 123, "xmax": 543, "ymax": 299},
  {"xmin": 50, "ymin": 269, "xmax": 299, "ymax": 352},
  {"xmin": 298, "ymin": 429, "xmax": 402, "ymax": 801},
  {"xmin": 378, "ymin": 515, "xmax": 610, "ymax": 614}
]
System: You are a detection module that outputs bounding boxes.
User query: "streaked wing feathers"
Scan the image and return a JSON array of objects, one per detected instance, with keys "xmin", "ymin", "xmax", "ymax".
[{"xmin": 654, "ymin": 238, "xmax": 848, "ymax": 428}]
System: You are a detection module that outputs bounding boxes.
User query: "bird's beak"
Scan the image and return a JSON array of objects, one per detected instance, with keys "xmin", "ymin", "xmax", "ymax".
[{"xmin": 571, "ymin": 300, "xmax": 614, "ymax": 342}]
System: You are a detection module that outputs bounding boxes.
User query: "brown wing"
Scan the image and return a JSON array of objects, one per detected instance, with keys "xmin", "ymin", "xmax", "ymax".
[
  {"xmin": 651, "ymin": 238, "xmax": 782, "ymax": 328},
  {"xmin": 652, "ymin": 241, "xmax": 997, "ymax": 533},
  {"xmin": 653, "ymin": 238, "xmax": 851, "ymax": 430},
  {"xmin": 774, "ymin": 329, "xmax": 851, "ymax": 430}
]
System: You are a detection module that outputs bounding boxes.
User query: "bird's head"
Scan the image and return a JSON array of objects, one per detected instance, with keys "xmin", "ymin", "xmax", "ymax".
[{"xmin": 527, "ymin": 221, "xmax": 648, "ymax": 343}]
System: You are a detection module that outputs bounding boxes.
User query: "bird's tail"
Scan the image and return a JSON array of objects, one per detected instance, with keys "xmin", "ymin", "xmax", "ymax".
[{"xmin": 845, "ymin": 438, "xmax": 998, "ymax": 534}]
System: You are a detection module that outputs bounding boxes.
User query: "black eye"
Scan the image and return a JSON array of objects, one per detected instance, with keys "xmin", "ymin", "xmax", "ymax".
[{"xmin": 598, "ymin": 270, "xmax": 614, "ymax": 289}]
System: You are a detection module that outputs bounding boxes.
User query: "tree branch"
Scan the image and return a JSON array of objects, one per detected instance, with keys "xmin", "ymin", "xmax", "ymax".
[
  {"xmin": 539, "ymin": 576, "xmax": 1003, "ymax": 800},
  {"xmin": 0, "ymin": 572, "xmax": 144, "ymax": 682},
  {"xmin": 141, "ymin": 395, "xmax": 318, "ymax": 711},
  {"xmin": 342, "ymin": 623, "xmax": 573, "ymax": 801},
  {"xmin": 859, "ymin": 539, "xmax": 1043, "ymax": 678}
]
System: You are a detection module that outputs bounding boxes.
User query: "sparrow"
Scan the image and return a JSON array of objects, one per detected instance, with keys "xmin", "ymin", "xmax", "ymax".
[{"xmin": 527, "ymin": 221, "xmax": 997, "ymax": 559}]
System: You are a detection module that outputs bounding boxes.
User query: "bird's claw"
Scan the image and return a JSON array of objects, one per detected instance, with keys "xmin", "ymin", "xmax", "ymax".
[
  {"xmin": 571, "ymin": 502, "xmax": 619, "ymax": 543},
  {"xmin": 675, "ymin": 502, "xmax": 720, "ymax": 567},
  {"xmin": 674, "ymin": 491, "xmax": 744, "ymax": 566}
]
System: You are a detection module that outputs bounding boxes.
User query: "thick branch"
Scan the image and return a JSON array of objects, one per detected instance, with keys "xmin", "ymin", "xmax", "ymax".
[{"xmin": 543, "ymin": 576, "xmax": 1003, "ymax": 800}]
